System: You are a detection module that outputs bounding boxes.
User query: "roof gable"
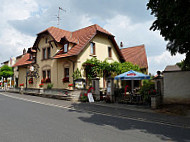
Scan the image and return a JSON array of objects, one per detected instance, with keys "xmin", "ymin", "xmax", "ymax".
[
  {"xmin": 33, "ymin": 24, "xmax": 123, "ymax": 61},
  {"xmin": 12, "ymin": 53, "xmax": 33, "ymax": 67},
  {"xmin": 120, "ymin": 45, "xmax": 148, "ymax": 68}
]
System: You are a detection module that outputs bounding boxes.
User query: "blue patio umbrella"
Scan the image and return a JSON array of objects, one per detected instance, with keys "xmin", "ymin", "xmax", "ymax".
[
  {"xmin": 114, "ymin": 70, "xmax": 150, "ymax": 93},
  {"xmin": 114, "ymin": 70, "xmax": 150, "ymax": 80}
]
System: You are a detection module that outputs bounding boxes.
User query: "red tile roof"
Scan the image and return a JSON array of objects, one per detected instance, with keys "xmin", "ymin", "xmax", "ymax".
[
  {"xmin": 12, "ymin": 53, "xmax": 33, "ymax": 67},
  {"xmin": 120, "ymin": 45, "xmax": 148, "ymax": 68},
  {"xmin": 35, "ymin": 24, "xmax": 118, "ymax": 59}
]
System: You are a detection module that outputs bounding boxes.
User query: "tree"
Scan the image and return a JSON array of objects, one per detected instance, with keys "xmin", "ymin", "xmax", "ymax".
[
  {"xmin": 0, "ymin": 65, "xmax": 14, "ymax": 81},
  {"xmin": 176, "ymin": 60, "xmax": 190, "ymax": 70},
  {"xmin": 82, "ymin": 57, "xmax": 140, "ymax": 80},
  {"xmin": 147, "ymin": 0, "xmax": 190, "ymax": 70}
]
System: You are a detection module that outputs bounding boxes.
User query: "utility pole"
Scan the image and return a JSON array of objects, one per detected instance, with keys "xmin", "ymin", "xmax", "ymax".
[{"xmin": 56, "ymin": 7, "xmax": 66, "ymax": 28}]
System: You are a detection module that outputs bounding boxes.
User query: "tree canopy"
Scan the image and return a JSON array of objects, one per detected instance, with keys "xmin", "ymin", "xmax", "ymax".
[
  {"xmin": 0, "ymin": 65, "xmax": 14, "ymax": 79},
  {"xmin": 147, "ymin": 0, "xmax": 190, "ymax": 70}
]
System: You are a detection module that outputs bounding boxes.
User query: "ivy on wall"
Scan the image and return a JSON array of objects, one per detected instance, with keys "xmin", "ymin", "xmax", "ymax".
[{"xmin": 82, "ymin": 57, "xmax": 140, "ymax": 80}]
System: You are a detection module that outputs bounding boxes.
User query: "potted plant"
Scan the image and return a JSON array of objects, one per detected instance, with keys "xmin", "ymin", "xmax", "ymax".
[
  {"xmin": 19, "ymin": 83, "xmax": 24, "ymax": 87},
  {"xmin": 79, "ymin": 92, "xmax": 88, "ymax": 102},
  {"xmin": 19, "ymin": 83, "xmax": 24, "ymax": 94},
  {"xmin": 68, "ymin": 84, "xmax": 74, "ymax": 90},
  {"xmin": 39, "ymin": 83, "xmax": 44, "ymax": 88}
]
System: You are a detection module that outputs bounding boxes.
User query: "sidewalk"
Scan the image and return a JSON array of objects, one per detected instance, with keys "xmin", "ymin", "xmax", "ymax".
[{"xmin": 93, "ymin": 101, "xmax": 154, "ymax": 113}]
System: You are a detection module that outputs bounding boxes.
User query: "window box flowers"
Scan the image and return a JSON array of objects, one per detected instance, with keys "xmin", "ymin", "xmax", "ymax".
[
  {"xmin": 29, "ymin": 78, "xmax": 33, "ymax": 84},
  {"xmin": 45, "ymin": 78, "xmax": 51, "ymax": 83},
  {"xmin": 62, "ymin": 77, "xmax": 69, "ymax": 83},
  {"xmin": 41, "ymin": 79, "xmax": 46, "ymax": 83}
]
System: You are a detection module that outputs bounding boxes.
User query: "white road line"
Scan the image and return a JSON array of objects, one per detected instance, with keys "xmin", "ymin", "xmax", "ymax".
[{"xmin": 0, "ymin": 92, "xmax": 189, "ymax": 129}]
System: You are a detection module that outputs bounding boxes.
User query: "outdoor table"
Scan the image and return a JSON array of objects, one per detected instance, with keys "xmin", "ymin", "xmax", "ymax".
[{"xmin": 131, "ymin": 93, "xmax": 143, "ymax": 104}]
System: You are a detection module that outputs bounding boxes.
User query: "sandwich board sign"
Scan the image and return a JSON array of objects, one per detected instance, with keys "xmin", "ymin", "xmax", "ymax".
[{"xmin": 87, "ymin": 93, "xmax": 94, "ymax": 103}]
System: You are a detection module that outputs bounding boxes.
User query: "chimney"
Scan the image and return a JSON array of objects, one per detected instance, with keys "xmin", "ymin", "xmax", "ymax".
[
  {"xmin": 23, "ymin": 48, "xmax": 26, "ymax": 55},
  {"xmin": 120, "ymin": 42, "xmax": 123, "ymax": 48}
]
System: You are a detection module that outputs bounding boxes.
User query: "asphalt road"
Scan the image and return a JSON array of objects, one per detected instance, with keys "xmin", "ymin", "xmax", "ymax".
[{"xmin": 0, "ymin": 91, "xmax": 190, "ymax": 142}]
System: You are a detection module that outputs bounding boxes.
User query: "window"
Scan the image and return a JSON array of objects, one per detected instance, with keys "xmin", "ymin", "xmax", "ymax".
[
  {"xmin": 64, "ymin": 43, "xmax": 68, "ymax": 53},
  {"xmin": 42, "ymin": 47, "xmax": 51, "ymax": 60},
  {"xmin": 90, "ymin": 42, "xmax": 95, "ymax": 55},
  {"xmin": 47, "ymin": 70, "xmax": 51, "ymax": 79},
  {"xmin": 43, "ymin": 48, "xmax": 47, "ymax": 59},
  {"xmin": 108, "ymin": 47, "xmax": 112, "ymax": 58},
  {"xmin": 45, "ymin": 38, "xmax": 48, "ymax": 43},
  {"xmin": 42, "ymin": 71, "xmax": 46, "ymax": 79},
  {"xmin": 64, "ymin": 68, "xmax": 69, "ymax": 78},
  {"xmin": 47, "ymin": 47, "xmax": 51, "ymax": 59}
]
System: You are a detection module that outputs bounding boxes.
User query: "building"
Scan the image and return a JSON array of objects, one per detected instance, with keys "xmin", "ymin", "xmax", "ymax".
[
  {"xmin": 12, "ymin": 24, "xmax": 148, "ymax": 89},
  {"xmin": 120, "ymin": 44, "xmax": 148, "ymax": 74},
  {"xmin": 1, "ymin": 54, "xmax": 22, "ymax": 87}
]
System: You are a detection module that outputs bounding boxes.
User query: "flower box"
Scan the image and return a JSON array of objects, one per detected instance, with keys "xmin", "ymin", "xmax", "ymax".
[
  {"xmin": 45, "ymin": 78, "xmax": 51, "ymax": 83},
  {"xmin": 41, "ymin": 79, "xmax": 46, "ymax": 83},
  {"xmin": 62, "ymin": 77, "xmax": 69, "ymax": 83},
  {"xmin": 29, "ymin": 78, "xmax": 33, "ymax": 84}
]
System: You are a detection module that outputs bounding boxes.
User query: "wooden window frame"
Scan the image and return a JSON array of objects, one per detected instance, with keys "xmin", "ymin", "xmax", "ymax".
[{"xmin": 108, "ymin": 47, "xmax": 112, "ymax": 58}]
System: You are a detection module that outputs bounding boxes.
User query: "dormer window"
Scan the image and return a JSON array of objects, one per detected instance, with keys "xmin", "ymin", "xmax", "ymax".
[{"xmin": 64, "ymin": 43, "xmax": 68, "ymax": 53}]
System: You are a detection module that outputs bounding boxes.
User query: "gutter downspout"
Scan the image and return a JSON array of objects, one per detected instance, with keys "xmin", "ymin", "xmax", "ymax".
[{"xmin": 68, "ymin": 58, "xmax": 75, "ymax": 85}]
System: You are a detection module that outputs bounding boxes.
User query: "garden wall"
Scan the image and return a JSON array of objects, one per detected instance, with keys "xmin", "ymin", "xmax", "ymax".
[{"xmin": 163, "ymin": 71, "xmax": 190, "ymax": 104}]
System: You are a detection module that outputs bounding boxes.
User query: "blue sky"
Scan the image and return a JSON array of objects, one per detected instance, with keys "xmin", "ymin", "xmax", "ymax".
[{"xmin": 0, "ymin": 0, "xmax": 185, "ymax": 74}]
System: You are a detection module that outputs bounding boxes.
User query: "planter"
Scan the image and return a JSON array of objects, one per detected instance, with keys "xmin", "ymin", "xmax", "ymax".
[
  {"xmin": 20, "ymin": 86, "xmax": 24, "ymax": 94},
  {"xmin": 39, "ymin": 88, "xmax": 44, "ymax": 94},
  {"xmin": 151, "ymin": 95, "xmax": 161, "ymax": 109}
]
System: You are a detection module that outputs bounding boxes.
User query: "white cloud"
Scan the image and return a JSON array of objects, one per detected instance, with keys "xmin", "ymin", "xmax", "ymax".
[
  {"xmin": 102, "ymin": 14, "xmax": 184, "ymax": 74},
  {"xmin": 148, "ymin": 51, "xmax": 185, "ymax": 74}
]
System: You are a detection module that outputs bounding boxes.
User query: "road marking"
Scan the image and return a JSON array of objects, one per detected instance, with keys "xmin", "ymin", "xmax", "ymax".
[{"xmin": 0, "ymin": 92, "xmax": 189, "ymax": 129}]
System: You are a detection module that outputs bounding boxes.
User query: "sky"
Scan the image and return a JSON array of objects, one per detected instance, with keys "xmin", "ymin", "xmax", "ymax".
[{"xmin": 0, "ymin": 0, "xmax": 185, "ymax": 74}]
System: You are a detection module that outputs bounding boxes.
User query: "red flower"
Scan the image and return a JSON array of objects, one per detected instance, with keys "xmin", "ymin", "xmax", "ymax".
[
  {"xmin": 19, "ymin": 83, "xmax": 24, "ymax": 87},
  {"xmin": 41, "ymin": 79, "xmax": 46, "ymax": 83},
  {"xmin": 68, "ymin": 84, "xmax": 73, "ymax": 87},
  {"xmin": 39, "ymin": 83, "xmax": 44, "ymax": 87},
  {"xmin": 84, "ymin": 93, "xmax": 87, "ymax": 97}
]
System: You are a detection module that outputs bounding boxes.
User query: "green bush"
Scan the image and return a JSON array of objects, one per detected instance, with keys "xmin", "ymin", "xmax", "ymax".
[
  {"xmin": 139, "ymin": 80, "xmax": 155, "ymax": 104},
  {"xmin": 47, "ymin": 83, "xmax": 53, "ymax": 89}
]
